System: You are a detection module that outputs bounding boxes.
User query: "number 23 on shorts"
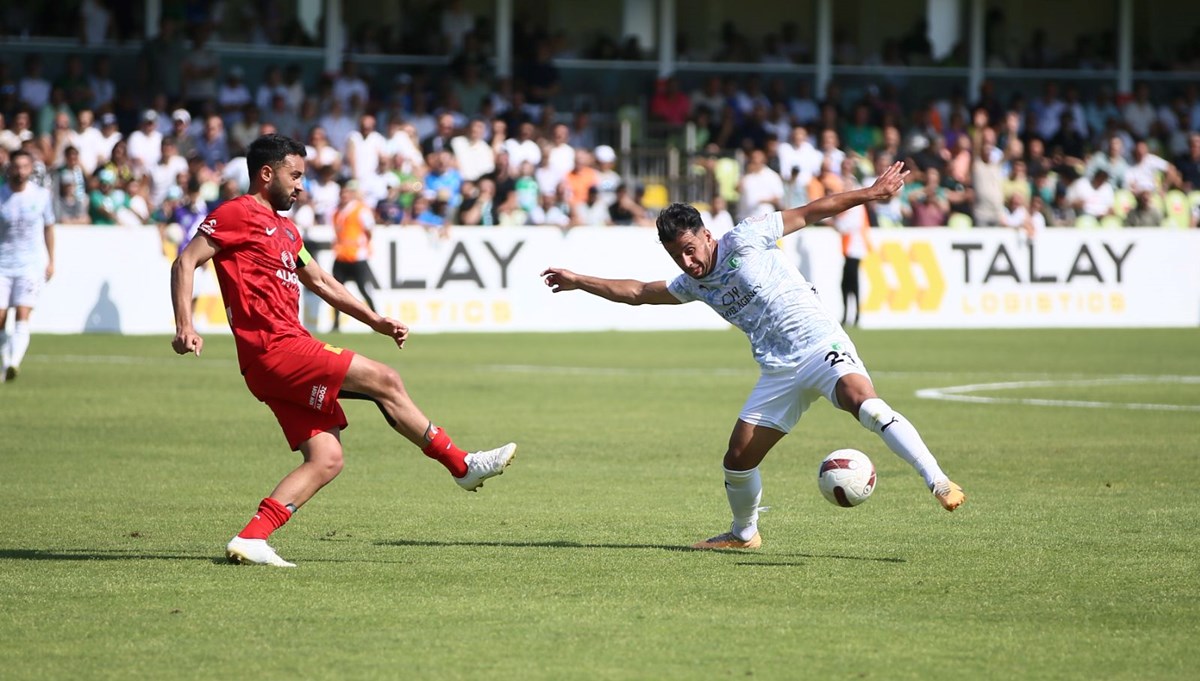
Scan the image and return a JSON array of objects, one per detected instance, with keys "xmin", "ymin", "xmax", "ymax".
[{"xmin": 824, "ymin": 342, "xmax": 858, "ymax": 368}]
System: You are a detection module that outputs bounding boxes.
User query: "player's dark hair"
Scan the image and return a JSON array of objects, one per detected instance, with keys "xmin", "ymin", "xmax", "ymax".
[
  {"xmin": 8, "ymin": 149, "xmax": 31, "ymax": 162},
  {"xmin": 655, "ymin": 202, "xmax": 705, "ymax": 244},
  {"xmin": 246, "ymin": 133, "xmax": 305, "ymax": 186}
]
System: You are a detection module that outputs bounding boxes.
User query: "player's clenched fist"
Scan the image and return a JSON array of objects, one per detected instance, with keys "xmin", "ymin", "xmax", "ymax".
[{"xmin": 172, "ymin": 329, "xmax": 204, "ymax": 356}]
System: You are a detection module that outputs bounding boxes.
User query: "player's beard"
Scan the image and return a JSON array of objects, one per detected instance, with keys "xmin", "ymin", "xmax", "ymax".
[{"xmin": 267, "ymin": 179, "xmax": 298, "ymax": 212}]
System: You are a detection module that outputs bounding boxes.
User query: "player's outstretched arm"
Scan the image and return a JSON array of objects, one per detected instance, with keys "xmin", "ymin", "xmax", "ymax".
[
  {"xmin": 541, "ymin": 267, "xmax": 680, "ymax": 306},
  {"xmin": 170, "ymin": 234, "xmax": 219, "ymax": 356},
  {"xmin": 298, "ymin": 257, "xmax": 409, "ymax": 348},
  {"xmin": 779, "ymin": 161, "xmax": 909, "ymax": 236}
]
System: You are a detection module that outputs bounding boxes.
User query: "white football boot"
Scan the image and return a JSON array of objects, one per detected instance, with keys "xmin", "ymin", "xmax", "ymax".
[
  {"xmin": 455, "ymin": 443, "xmax": 517, "ymax": 491},
  {"xmin": 225, "ymin": 536, "xmax": 297, "ymax": 567}
]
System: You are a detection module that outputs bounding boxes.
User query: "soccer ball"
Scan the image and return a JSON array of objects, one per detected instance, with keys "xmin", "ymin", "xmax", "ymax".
[{"xmin": 817, "ymin": 449, "xmax": 876, "ymax": 507}]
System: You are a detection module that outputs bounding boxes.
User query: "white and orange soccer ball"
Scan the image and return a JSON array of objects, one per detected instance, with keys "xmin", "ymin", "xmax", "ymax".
[{"xmin": 817, "ymin": 449, "xmax": 876, "ymax": 507}]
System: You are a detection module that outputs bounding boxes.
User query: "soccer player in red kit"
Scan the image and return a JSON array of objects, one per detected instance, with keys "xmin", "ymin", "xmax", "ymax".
[{"xmin": 170, "ymin": 134, "xmax": 516, "ymax": 567}]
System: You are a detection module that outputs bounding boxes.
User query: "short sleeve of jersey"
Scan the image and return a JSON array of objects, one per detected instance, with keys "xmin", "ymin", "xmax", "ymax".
[
  {"xmin": 197, "ymin": 200, "xmax": 250, "ymax": 249},
  {"xmin": 667, "ymin": 273, "xmax": 696, "ymax": 303},
  {"xmin": 732, "ymin": 211, "xmax": 784, "ymax": 251}
]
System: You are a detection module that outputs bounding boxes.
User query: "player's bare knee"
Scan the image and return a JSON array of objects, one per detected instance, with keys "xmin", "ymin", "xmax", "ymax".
[
  {"xmin": 316, "ymin": 450, "xmax": 345, "ymax": 480},
  {"xmin": 723, "ymin": 448, "xmax": 754, "ymax": 471},
  {"xmin": 378, "ymin": 365, "xmax": 408, "ymax": 398}
]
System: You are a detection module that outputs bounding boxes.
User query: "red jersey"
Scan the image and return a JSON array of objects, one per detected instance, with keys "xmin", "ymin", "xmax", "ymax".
[{"xmin": 198, "ymin": 195, "xmax": 312, "ymax": 371}]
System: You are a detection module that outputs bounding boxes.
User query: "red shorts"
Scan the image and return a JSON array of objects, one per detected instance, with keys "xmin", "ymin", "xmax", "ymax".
[{"xmin": 242, "ymin": 336, "xmax": 356, "ymax": 450}]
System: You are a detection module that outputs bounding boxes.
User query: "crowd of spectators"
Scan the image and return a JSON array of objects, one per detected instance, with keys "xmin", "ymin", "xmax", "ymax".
[
  {"xmin": 669, "ymin": 76, "xmax": 1200, "ymax": 232},
  {"xmin": 2, "ymin": 8, "xmax": 1200, "ymax": 247}
]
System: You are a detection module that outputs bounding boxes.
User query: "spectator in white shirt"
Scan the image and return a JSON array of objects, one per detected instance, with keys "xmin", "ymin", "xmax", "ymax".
[
  {"xmin": 386, "ymin": 119, "xmax": 425, "ymax": 175},
  {"xmin": 700, "ymin": 194, "xmax": 736, "ymax": 238},
  {"xmin": 127, "ymin": 109, "xmax": 164, "ymax": 173},
  {"xmin": 737, "ymin": 149, "xmax": 785, "ymax": 220},
  {"xmin": 573, "ymin": 186, "xmax": 613, "ymax": 226},
  {"xmin": 305, "ymin": 126, "xmax": 343, "ymax": 177},
  {"xmin": 592, "ymin": 145, "xmax": 622, "ymax": 207},
  {"xmin": 778, "ymin": 125, "xmax": 823, "ymax": 186},
  {"xmin": 97, "ymin": 112, "xmax": 123, "ymax": 167},
  {"xmin": 345, "ymin": 114, "xmax": 390, "ymax": 204},
  {"xmin": 1002, "ymin": 192, "xmax": 1046, "ymax": 241},
  {"xmin": 1067, "ymin": 169, "xmax": 1116, "ymax": 218},
  {"xmin": 148, "ymin": 137, "xmax": 189, "ymax": 207},
  {"xmin": 504, "ymin": 122, "xmax": 542, "ymax": 174},
  {"xmin": 1125, "ymin": 138, "xmax": 1174, "ymax": 194},
  {"xmin": 450, "ymin": 119, "xmax": 495, "ymax": 182},
  {"xmin": 545, "ymin": 123, "xmax": 575, "ymax": 187}
]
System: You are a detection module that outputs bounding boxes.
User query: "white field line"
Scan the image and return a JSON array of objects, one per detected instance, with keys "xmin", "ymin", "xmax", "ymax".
[{"xmin": 915, "ymin": 376, "xmax": 1200, "ymax": 412}]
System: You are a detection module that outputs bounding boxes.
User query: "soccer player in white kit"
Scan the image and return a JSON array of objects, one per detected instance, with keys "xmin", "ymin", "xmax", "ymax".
[
  {"xmin": 542, "ymin": 162, "xmax": 964, "ymax": 549},
  {"xmin": 0, "ymin": 150, "xmax": 56, "ymax": 382}
]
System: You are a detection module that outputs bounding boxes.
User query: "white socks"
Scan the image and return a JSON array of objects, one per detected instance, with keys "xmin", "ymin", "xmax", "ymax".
[
  {"xmin": 0, "ymin": 329, "xmax": 8, "ymax": 369},
  {"xmin": 9, "ymin": 321, "xmax": 30, "ymax": 370},
  {"xmin": 858, "ymin": 397, "xmax": 946, "ymax": 488},
  {"xmin": 724, "ymin": 467, "xmax": 762, "ymax": 541}
]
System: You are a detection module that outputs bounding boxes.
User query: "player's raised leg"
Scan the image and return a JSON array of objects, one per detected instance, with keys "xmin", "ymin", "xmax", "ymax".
[
  {"xmin": 340, "ymin": 354, "xmax": 515, "ymax": 491},
  {"xmin": 834, "ymin": 374, "xmax": 965, "ymax": 511},
  {"xmin": 691, "ymin": 420, "xmax": 785, "ymax": 550}
]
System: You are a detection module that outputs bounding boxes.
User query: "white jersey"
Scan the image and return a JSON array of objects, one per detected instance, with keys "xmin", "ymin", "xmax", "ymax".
[
  {"xmin": 668, "ymin": 211, "xmax": 844, "ymax": 370},
  {"xmin": 0, "ymin": 184, "xmax": 54, "ymax": 276}
]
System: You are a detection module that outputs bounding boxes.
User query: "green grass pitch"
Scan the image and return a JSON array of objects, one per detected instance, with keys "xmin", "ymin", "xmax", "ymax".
[{"xmin": 1, "ymin": 328, "xmax": 1197, "ymax": 680}]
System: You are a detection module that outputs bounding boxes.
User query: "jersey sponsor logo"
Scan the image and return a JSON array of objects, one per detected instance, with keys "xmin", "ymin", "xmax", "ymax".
[
  {"xmin": 718, "ymin": 284, "xmax": 763, "ymax": 320},
  {"xmin": 199, "ymin": 218, "xmax": 217, "ymax": 234},
  {"xmin": 276, "ymin": 268, "xmax": 300, "ymax": 289},
  {"xmin": 322, "ymin": 344, "xmax": 344, "ymax": 355},
  {"xmin": 308, "ymin": 383, "xmax": 329, "ymax": 409},
  {"xmin": 266, "ymin": 226, "xmax": 278, "ymax": 236},
  {"xmin": 280, "ymin": 251, "xmax": 296, "ymax": 270},
  {"xmin": 862, "ymin": 241, "xmax": 945, "ymax": 313}
]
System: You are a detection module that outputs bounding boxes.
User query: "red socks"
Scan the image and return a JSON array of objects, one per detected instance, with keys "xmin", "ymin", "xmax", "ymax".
[
  {"xmin": 237, "ymin": 497, "xmax": 293, "ymax": 540},
  {"xmin": 422, "ymin": 427, "xmax": 468, "ymax": 477}
]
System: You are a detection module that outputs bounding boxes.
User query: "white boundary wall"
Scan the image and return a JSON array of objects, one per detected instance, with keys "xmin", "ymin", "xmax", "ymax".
[{"xmin": 32, "ymin": 225, "xmax": 1200, "ymax": 334}]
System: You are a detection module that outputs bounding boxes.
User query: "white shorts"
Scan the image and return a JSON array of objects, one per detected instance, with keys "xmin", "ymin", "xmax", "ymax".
[
  {"xmin": 739, "ymin": 336, "xmax": 871, "ymax": 433},
  {"xmin": 0, "ymin": 273, "xmax": 44, "ymax": 310}
]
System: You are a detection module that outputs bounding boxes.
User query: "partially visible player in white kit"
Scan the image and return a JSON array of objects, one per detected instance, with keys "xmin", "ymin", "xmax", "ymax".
[
  {"xmin": 542, "ymin": 161, "xmax": 964, "ymax": 550},
  {"xmin": 0, "ymin": 150, "xmax": 55, "ymax": 383}
]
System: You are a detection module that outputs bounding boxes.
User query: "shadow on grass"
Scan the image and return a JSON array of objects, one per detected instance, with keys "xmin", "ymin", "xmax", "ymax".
[
  {"xmin": 0, "ymin": 548, "xmax": 221, "ymax": 563},
  {"xmin": 379, "ymin": 538, "xmax": 702, "ymax": 553},
  {"xmin": 0, "ymin": 548, "xmax": 428, "ymax": 566},
  {"xmin": 377, "ymin": 538, "xmax": 906, "ymax": 563}
]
